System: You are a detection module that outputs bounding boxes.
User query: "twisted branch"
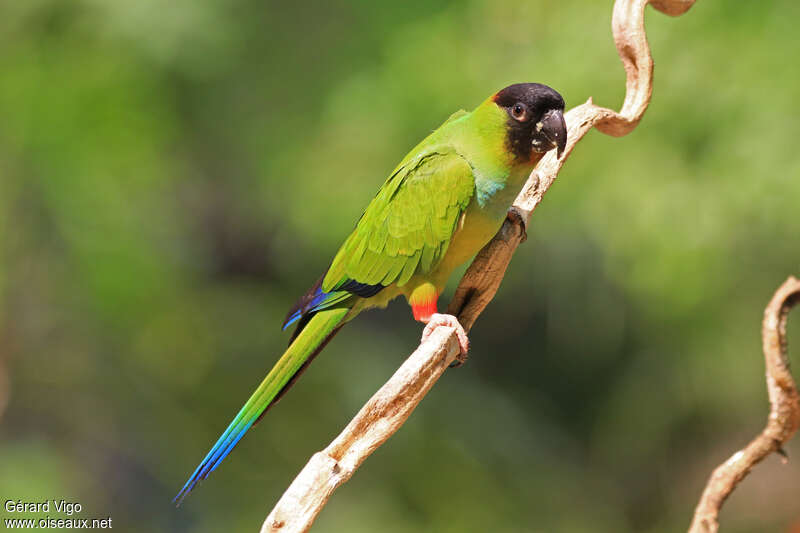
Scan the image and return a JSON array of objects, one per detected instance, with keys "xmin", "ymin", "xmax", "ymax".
[
  {"xmin": 262, "ymin": 1, "xmax": 697, "ymax": 531},
  {"xmin": 449, "ymin": 0, "xmax": 696, "ymax": 327},
  {"xmin": 689, "ymin": 277, "xmax": 800, "ymax": 533}
]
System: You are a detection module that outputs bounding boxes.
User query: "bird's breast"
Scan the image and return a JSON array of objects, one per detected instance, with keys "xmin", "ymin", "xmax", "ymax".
[{"xmin": 433, "ymin": 200, "xmax": 506, "ymax": 278}]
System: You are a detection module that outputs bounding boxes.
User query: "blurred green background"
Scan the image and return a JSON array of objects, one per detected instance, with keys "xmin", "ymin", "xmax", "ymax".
[{"xmin": 1, "ymin": 0, "xmax": 798, "ymax": 531}]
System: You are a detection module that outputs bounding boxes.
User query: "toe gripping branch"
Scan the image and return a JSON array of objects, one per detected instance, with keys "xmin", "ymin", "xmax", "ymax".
[
  {"xmin": 421, "ymin": 313, "xmax": 470, "ymax": 368},
  {"xmin": 506, "ymin": 206, "xmax": 528, "ymax": 243}
]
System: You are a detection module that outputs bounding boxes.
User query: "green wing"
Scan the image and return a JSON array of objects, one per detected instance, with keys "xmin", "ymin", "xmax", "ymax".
[{"xmin": 323, "ymin": 149, "xmax": 475, "ymax": 291}]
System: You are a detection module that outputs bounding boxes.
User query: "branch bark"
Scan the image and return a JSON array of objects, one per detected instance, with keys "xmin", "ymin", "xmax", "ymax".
[
  {"xmin": 262, "ymin": 1, "xmax": 697, "ymax": 531},
  {"xmin": 449, "ymin": 0, "xmax": 697, "ymax": 329},
  {"xmin": 689, "ymin": 277, "xmax": 800, "ymax": 533},
  {"xmin": 262, "ymin": 328, "xmax": 461, "ymax": 532}
]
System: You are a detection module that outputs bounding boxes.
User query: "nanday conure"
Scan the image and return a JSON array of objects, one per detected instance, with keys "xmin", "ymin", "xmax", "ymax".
[{"xmin": 175, "ymin": 83, "xmax": 566, "ymax": 503}]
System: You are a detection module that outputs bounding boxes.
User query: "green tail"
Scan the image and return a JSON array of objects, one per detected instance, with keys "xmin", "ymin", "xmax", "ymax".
[{"xmin": 174, "ymin": 307, "xmax": 350, "ymax": 504}]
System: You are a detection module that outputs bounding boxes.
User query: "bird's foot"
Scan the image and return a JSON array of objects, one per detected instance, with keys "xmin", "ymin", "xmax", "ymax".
[
  {"xmin": 506, "ymin": 207, "xmax": 527, "ymax": 243},
  {"xmin": 421, "ymin": 313, "xmax": 469, "ymax": 367}
]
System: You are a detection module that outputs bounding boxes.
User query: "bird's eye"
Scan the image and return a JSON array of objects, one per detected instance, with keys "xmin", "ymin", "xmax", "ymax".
[{"xmin": 511, "ymin": 103, "xmax": 528, "ymax": 121}]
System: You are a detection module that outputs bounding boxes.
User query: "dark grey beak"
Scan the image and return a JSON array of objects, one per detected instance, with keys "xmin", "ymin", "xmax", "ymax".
[{"xmin": 535, "ymin": 109, "xmax": 567, "ymax": 158}]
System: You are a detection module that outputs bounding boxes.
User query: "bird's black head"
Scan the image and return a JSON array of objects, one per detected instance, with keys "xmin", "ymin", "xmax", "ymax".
[{"xmin": 493, "ymin": 83, "xmax": 566, "ymax": 161}]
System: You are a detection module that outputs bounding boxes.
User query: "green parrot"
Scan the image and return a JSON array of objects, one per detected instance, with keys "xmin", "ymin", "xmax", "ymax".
[{"xmin": 175, "ymin": 83, "xmax": 566, "ymax": 503}]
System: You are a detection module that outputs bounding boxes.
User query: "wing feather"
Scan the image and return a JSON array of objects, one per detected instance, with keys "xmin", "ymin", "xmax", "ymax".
[{"xmin": 323, "ymin": 150, "xmax": 475, "ymax": 292}]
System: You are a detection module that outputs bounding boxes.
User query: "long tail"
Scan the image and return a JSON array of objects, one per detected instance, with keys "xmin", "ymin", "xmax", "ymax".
[{"xmin": 174, "ymin": 306, "xmax": 350, "ymax": 505}]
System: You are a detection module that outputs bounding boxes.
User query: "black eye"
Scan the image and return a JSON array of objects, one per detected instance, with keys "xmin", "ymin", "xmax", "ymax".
[{"xmin": 511, "ymin": 103, "xmax": 527, "ymax": 121}]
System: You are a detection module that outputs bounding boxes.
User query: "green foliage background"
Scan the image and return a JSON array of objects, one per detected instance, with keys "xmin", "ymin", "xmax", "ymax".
[{"xmin": 1, "ymin": 1, "xmax": 798, "ymax": 531}]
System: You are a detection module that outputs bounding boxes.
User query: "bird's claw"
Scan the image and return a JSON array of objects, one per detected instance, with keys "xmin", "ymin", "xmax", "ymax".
[
  {"xmin": 506, "ymin": 207, "xmax": 527, "ymax": 243},
  {"xmin": 448, "ymin": 354, "xmax": 468, "ymax": 368},
  {"xmin": 421, "ymin": 313, "xmax": 469, "ymax": 367}
]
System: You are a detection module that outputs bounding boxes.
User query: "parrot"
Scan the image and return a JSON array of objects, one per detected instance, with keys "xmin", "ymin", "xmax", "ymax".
[{"xmin": 175, "ymin": 83, "xmax": 566, "ymax": 504}]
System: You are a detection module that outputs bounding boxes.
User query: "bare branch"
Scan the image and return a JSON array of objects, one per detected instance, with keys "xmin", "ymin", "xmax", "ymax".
[
  {"xmin": 689, "ymin": 277, "xmax": 800, "ymax": 533},
  {"xmin": 262, "ymin": 328, "xmax": 461, "ymax": 532},
  {"xmin": 263, "ymin": 1, "xmax": 697, "ymax": 531}
]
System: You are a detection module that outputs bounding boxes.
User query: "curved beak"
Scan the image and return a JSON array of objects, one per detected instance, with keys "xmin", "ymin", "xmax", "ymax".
[{"xmin": 537, "ymin": 109, "xmax": 567, "ymax": 158}]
